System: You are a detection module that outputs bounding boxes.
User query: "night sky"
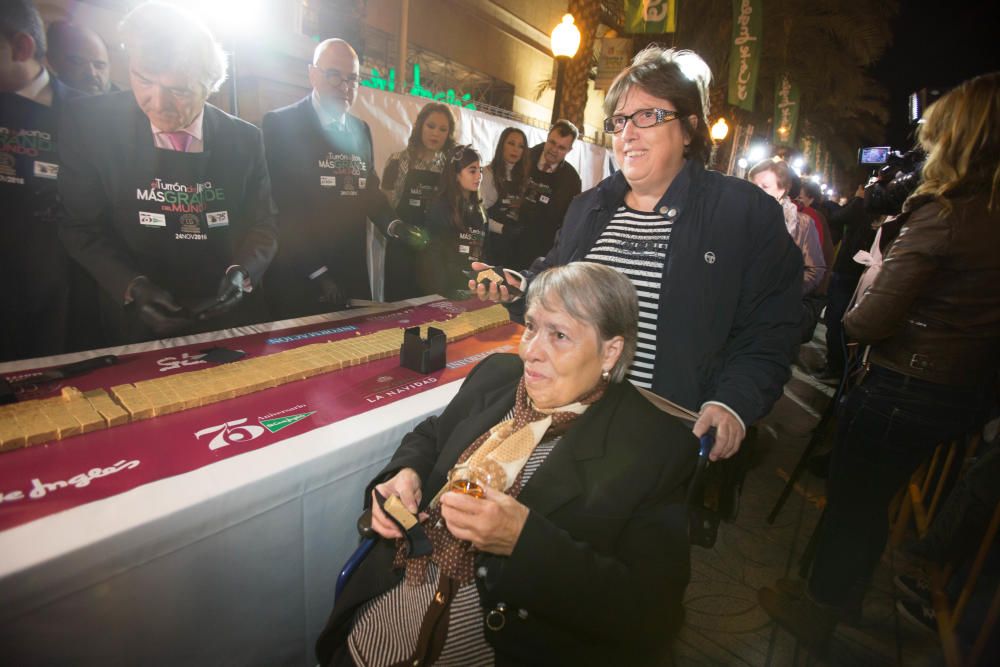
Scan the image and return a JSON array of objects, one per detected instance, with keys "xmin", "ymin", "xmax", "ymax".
[{"xmin": 872, "ymin": 0, "xmax": 1000, "ymax": 149}]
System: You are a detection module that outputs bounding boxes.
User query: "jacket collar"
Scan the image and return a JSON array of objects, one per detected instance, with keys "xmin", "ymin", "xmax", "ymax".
[{"xmin": 597, "ymin": 158, "xmax": 701, "ymax": 217}]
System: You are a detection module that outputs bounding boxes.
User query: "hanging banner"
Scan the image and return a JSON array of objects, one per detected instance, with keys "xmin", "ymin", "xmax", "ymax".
[
  {"xmin": 772, "ymin": 72, "xmax": 800, "ymax": 145},
  {"xmin": 625, "ymin": 0, "xmax": 677, "ymax": 34},
  {"xmin": 595, "ymin": 38, "xmax": 633, "ymax": 90},
  {"xmin": 799, "ymin": 135, "xmax": 814, "ymax": 172},
  {"xmin": 726, "ymin": 0, "xmax": 763, "ymax": 111}
]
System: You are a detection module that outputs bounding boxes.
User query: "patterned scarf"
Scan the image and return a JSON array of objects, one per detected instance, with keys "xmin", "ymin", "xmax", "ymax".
[{"xmin": 395, "ymin": 377, "xmax": 606, "ymax": 585}]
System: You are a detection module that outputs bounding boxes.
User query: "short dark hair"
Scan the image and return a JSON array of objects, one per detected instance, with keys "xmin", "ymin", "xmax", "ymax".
[
  {"xmin": 0, "ymin": 0, "xmax": 46, "ymax": 60},
  {"xmin": 800, "ymin": 179, "xmax": 822, "ymax": 202},
  {"xmin": 549, "ymin": 119, "xmax": 579, "ymax": 141},
  {"xmin": 604, "ymin": 45, "xmax": 713, "ymax": 165}
]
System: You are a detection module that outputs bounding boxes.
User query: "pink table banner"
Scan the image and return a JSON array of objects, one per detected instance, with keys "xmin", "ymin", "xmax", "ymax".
[{"xmin": 0, "ymin": 299, "xmax": 522, "ymax": 531}]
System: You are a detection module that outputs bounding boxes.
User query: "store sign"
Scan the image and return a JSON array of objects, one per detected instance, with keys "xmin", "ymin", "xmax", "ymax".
[{"xmin": 361, "ymin": 63, "xmax": 477, "ymax": 110}]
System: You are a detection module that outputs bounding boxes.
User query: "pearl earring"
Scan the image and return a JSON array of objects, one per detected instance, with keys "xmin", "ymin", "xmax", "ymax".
[{"xmin": 601, "ymin": 369, "xmax": 610, "ymax": 381}]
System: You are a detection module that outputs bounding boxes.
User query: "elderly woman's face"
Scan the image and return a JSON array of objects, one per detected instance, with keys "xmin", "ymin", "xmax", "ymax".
[
  {"xmin": 129, "ymin": 63, "xmax": 208, "ymax": 132},
  {"xmin": 519, "ymin": 299, "xmax": 622, "ymax": 409},
  {"xmin": 612, "ymin": 86, "xmax": 692, "ymax": 192}
]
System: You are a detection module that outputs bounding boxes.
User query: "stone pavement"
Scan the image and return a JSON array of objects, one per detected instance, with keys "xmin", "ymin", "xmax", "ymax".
[{"xmin": 674, "ymin": 327, "xmax": 944, "ymax": 666}]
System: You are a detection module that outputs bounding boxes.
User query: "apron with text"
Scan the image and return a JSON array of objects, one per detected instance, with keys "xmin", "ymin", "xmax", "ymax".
[{"xmin": 385, "ymin": 168, "xmax": 440, "ymax": 301}]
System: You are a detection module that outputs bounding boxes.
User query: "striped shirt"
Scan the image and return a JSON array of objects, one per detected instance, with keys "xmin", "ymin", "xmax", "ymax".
[
  {"xmin": 585, "ymin": 205, "xmax": 672, "ymax": 389},
  {"xmin": 348, "ymin": 421, "xmax": 560, "ymax": 666}
]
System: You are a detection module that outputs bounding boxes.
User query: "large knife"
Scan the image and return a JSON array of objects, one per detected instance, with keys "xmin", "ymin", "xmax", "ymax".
[{"xmin": 0, "ymin": 354, "xmax": 118, "ymax": 404}]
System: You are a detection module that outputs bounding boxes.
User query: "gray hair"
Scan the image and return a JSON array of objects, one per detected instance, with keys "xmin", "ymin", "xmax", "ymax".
[
  {"xmin": 119, "ymin": 2, "xmax": 228, "ymax": 94},
  {"xmin": 603, "ymin": 45, "xmax": 713, "ymax": 165},
  {"xmin": 1, "ymin": 0, "xmax": 46, "ymax": 60},
  {"xmin": 526, "ymin": 263, "xmax": 638, "ymax": 383}
]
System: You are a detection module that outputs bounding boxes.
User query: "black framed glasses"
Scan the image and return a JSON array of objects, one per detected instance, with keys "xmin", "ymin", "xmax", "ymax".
[
  {"xmin": 312, "ymin": 67, "xmax": 360, "ymax": 88},
  {"xmin": 603, "ymin": 108, "xmax": 680, "ymax": 134}
]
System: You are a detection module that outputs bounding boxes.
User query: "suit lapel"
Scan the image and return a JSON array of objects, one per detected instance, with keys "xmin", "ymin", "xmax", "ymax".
[
  {"xmin": 424, "ymin": 380, "xmax": 519, "ymax": 499},
  {"xmin": 517, "ymin": 382, "xmax": 622, "ymax": 516}
]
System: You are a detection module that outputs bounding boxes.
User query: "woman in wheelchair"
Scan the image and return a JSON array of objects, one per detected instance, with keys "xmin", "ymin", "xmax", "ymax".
[{"xmin": 316, "ymin": 263, "xmax": 698, "ymax": 666}]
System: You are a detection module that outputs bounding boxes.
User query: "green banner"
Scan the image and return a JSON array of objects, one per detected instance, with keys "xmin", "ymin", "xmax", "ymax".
[
  {"xmin": 726, "ymin": 0, "xmax": 763, "ymax": 111},
  {"xmin": 799, "ymin": 135, "xmax": 814, "ymax": 172},
  {"xmin": 772, "ymin": 73, "xmax": 801, "ymax": 145},
  {"xmin": 625, "ymin": 0, "xmax": 677, "ymax": 33}
]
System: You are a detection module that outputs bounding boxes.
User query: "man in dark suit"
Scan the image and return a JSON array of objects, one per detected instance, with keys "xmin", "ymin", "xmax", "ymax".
[
  {"xmin": 262, "ymin": 38, "xmax": 410, "ymax": 319},
  {"xmin": 58, "ymin": 2, "xmax": 278, "ymax": 344},
  {"xmin": 0, "ymin": 0, "xmax": 97, "ymax": 360},
  {"xmin": 508, "ymin": 120, "xmax": 582, "ymax": 268},
  {"xmin": 46, "ymin": 20, "xmax": 114, "ymax": 96}
]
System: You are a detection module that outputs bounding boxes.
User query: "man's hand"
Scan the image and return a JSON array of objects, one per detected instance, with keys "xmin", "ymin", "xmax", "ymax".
[
  {"xmin": 467, "ymin": 261, "xmax": 521, "ymax": 303},
  {"xmin": 693, "ymin": 404, "xmax": 746, "ymax": 461},
  {"xmin": 439, "ymin": 486, "xmax": 529, "ymax": 556},
  {"xmin": 199, "ymin": 266, "xmax": 249, "ymax": 320},
  {"xmin": 370, "ymin": 468, "xmax": 422, "ymax": 540},
  {"xmin": 129, "ymin": 277, "xmax": 191, "ymax": 336}
]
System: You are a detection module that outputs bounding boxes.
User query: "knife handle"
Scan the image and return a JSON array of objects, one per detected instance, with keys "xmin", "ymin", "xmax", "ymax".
[{"xmin": 57, "ymin": 355, "xmax": 118, "ymax": 378}]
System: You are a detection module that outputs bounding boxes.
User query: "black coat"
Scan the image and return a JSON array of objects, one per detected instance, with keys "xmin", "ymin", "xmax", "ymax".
[
  {"xmin": 262, "ymin": 97, "xmax": 397, "ymax": 305},
  {"xmin": 57, "ymin": 92, "xmax": 278, "ymax": 342},
  {"xmin": 316, "ymin": 353, "xmax": 698, "ymax": 666},
  {"xmin": 511, "ymin": 162, "xmax": 802, "ymax": 427},
  {"xmin": 509, "ymin": 144, "xmax": 581, "ymax": 268},
  {"xmin": 1, "ymin": 78, "xmax": 98, "ymax": 360}
]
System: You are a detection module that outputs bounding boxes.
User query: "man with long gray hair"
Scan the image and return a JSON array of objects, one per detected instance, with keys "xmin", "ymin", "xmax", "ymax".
[{"xmin": 58, "ymin": 1, "xmax": 278, "ymax": 344}]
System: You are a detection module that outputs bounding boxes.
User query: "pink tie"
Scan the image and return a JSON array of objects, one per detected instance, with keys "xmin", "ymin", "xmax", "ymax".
[{"xmin": 161, "ymin": 131, "xmax": 192, "ymax": 152}]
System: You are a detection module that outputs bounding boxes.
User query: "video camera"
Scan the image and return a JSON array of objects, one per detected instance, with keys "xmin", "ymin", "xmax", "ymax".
[{"xmin": 858, "ymin": 146, "xmax": 924, "ymax": 217}]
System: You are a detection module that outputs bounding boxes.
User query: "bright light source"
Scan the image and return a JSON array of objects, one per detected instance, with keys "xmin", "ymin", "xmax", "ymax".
[
  {"xmin": 737, "ymin": 157, "xmax": 748, "ymax": 169},
  {"xmin": 792, "ymin": 157, "xmax": 805, "ymax": 171},
  {"xmin": 551, "ymin": 14, "xmax": 581, "ymax": 59},
  {"xmin": 203, "ymin": 0, "xmax": 265, "ymax": 36},
  {"xmin": 747, "ymin": 144, "xmax": 768, "ymax": 163},
  {"xmin": 810, "ymin": 174, "xmax": 821, "ymax": 183},
  {"xmin": 710, "ymin": 118, "xmax": 729, "ymax": 141}
]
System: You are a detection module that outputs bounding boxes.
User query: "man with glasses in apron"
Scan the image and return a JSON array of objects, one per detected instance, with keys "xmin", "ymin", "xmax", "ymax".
[
  {"xmin": 58, "ymin": 2, "xmax": 278, "ymax": 344},
  {"xmin": 263, "ymin": 39, "xmax": 416, "ymax": 319}
]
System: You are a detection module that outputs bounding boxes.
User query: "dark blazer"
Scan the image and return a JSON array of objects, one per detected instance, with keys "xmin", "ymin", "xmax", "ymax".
[
  {"xmin": 510, "ymin": 162, "xmax": 802, "ymax": 427},
  {"xmin": 57, "ymin": 91, "xmax": 278, "ymax": 331},
  {"xmin": 316, "ymin": 353, "xmax": 698, "ymax": 666},
  {"xmin": 262, "ymin": 97, "xmax": 396, "ymax": 302}
]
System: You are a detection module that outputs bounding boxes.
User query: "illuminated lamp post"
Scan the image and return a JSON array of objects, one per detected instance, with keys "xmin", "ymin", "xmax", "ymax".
[
  {"xmin": 710, "ymin": 117, "xmax": 730, "ymax": 142},
  {"xmin": 549, "ymin": 14, "xmax": 581, "ymax": 125}
]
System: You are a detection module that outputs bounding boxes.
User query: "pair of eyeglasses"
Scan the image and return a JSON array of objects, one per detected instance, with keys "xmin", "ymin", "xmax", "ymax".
[
  {"xmin": 313, "ymin": 67, "xmax": 360, "ymax": 88},
  {"xmin": 603, "ymin": 108, "xmax": 680, "ymax": 134}
]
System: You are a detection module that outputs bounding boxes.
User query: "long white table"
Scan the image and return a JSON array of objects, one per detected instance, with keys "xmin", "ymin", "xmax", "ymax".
[{"xmin": 0, "ymin": 302, "xmax": 472, "ymax": 666}]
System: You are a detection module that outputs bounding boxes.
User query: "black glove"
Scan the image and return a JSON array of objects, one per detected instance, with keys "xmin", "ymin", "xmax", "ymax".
[
  {"xmin": 390, "ymin": 220, "xmax": 429, "ymax": 250},
  {"xmin": 316, "ymin": 274, "xmax": 348, "ymax": 310},
  {"xmin": 198, "ymin": 266, "xmax": 249, "ymax": 320},
  {"xmin": 128, "ymin": 277, "xmax": 192, "ymax": 336}
]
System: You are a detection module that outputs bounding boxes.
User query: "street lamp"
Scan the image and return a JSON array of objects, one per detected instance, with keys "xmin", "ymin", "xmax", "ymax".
[
  {"xmin": 710, "ymin": 118, "xmax": 729, "ymax": 142},
  {"xmin": 550, "ymin": 14, "xmax": 581, "ymax": 125}
]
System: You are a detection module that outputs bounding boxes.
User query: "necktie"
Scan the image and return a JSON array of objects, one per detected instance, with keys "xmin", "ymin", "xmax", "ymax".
[{"xmin": 161, "ymin": 131, "xmax": 192, "ymax": 152}]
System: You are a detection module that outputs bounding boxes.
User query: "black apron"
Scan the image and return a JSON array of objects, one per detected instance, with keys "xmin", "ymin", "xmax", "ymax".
[
  {"xmin": 108, "ymin": 145, "xmax": 256, "ymax": 342},
  {"xmin": 421, "ymin": 201, "xmax": 486, "ymax": 299},
  {"xmin": 268, "ymin": 123, "xmax": 375, "ymax": 316},
  {"xmin": 384, "ymin": 167, "xmax": 440, "ymax": 301},
  {"xmin": 512, "ymin": 171, "xmax": 558, "ymax": 269},
  {"xmin": 0, "ymin": 94, "xmax": 74, "ymax": 360},
  {"xmin": 485, "ymin": 191, "xmax": 521, "ymax": 266}
]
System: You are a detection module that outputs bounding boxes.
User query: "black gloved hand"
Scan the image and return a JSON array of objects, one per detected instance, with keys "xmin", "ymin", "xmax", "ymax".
[
  {"xmin": 198, "ymin": 266, "xmax": 249, "ymax": 320},
  {"xmin": 129, "ymin": 277, "xmax": 192, "ymax": 336},
  {"xmin": 316, "ymin": 274, "xmax": 348, "ymax": 310},
  {"xmin": 389, "ymin": 220, "xmax": 430, "ymax": 250}
]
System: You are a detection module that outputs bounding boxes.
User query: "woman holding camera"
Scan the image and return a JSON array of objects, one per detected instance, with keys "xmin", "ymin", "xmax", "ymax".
[{"xmin": 759, "ymin": 71, "xmax": 1000, "ymax": 652}]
